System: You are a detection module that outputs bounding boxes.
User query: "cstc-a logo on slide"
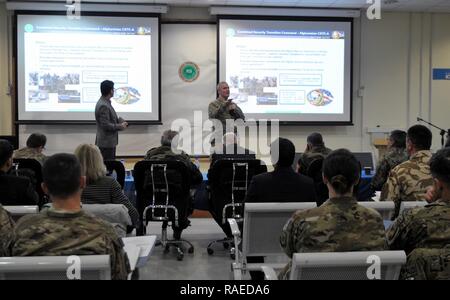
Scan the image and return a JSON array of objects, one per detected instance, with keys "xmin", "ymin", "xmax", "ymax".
[{"xmin": 24, "ymin": 24, "xmax": 34, "ymax": 33}]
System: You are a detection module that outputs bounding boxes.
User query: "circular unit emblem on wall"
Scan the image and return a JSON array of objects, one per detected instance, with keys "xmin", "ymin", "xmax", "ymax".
[{"xmin": 179, "ymin": 62, "xmax": 200, "ymax": 83}]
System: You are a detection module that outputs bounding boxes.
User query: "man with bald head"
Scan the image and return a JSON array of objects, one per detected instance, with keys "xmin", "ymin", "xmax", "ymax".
[
  {"xmin": 209, "ymin": 82, "xmax": 246, "ymax": 147},
  {"xmin": 208, "ymin": 82, "xmax": 245, "ymax": 128}
]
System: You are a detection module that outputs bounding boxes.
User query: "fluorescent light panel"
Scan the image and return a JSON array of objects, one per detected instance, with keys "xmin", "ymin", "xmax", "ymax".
[
  {"xmin": 6, "ymin": 1, "xmax": 168, "ymax": 13},
  {"xmin": 210, "ymin": 6, "xmax": 361, "ymax": 18}
]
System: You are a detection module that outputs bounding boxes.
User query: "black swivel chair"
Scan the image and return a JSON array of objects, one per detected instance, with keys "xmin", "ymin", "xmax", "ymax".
[
  {"xmin": 206, "ymin": 158, "xmax": 267, "ymax": 256},
  {"xmin": 104, "ymin": 160, "xmax": 126, "ymax": 189},
  {"xmin": 306, "ymin": 157, "xmax": 328, "ymax": 206},
  {"xmin": 133, "ymin": 160, "xmax": 194, "ymax": 261},
  {"xmin": 12, "ymin": 158, "xmax": 46, "ymax": 208}
]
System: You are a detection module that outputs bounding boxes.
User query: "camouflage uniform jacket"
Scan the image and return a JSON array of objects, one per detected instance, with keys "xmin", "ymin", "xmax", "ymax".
[
  {"xmin": 0, "ymin": 205, "xmax": 15, "ymax": 256},
  {"xmin": 370, "ymin": 147, "xmax": 408, "ymax": 191},
  {"xmin": 11, "ymin": 208, "xmax": 130, "ymax": 280},
  {"xmin": 386, "ymin": 199, "xmax": 450, "ymax": 279},
  {"xmin": 279, "ymin": 196, "xmax": 385, "ymax": 279},
  {"xmin": 298, "ymin": 146, "xmax": 332, "ymax": 173},
  {"xmin": 145, "ymin": 146, "xmax": 202, "ymax": 185},
  {"xmin": 208, "ymin": 98, "xmax": 245, "ymax": 127},
  {"xmin": 13, "ymin": 147, "xmax": 47, "ymax": 165},
  {"xmin": 380, "ymin": 150, "xmax": 433, "ymax": 217}
]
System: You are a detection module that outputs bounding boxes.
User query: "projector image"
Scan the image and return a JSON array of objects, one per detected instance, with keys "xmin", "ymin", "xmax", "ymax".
[
  {"xmin": 256, "ymin": 95, "xmax": 278, "ymax": 105},
  {"xmin": 58, "ymin": 94, "xmax": 81, "ymax": 103}
]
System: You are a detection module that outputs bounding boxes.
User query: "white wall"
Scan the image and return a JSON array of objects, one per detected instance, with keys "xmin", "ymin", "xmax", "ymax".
[
  {"xmin": 1, "ymin": 6, "xmax": 449, "ymax": 155},
  {"xmin": 0, "ymin": 2, "xmax": 12, "ymax": 135}
]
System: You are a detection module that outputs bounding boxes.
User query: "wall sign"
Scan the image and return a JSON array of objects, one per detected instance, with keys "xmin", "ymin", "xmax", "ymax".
[
  {"xmin": 179, "ymin": 62, "xmax": 200, "ymax": 82},
  {"xmin": 433, "ymin": 69, "xmax": 450, "ymax": 80}
]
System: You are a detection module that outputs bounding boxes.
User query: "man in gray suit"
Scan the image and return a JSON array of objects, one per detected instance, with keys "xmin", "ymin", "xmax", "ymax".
[{"xmin": 95, "ymin": 80, "xmax": 128, "ymax": 160}]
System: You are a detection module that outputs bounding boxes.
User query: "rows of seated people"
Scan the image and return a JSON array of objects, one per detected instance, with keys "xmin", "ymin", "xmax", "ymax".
[{"xmin": 0, "ymin": 124, "xmax": 449, "ymax": 280}]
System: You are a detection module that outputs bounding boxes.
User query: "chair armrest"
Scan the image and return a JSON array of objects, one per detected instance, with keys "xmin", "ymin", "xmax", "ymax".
[
  {"xmin": 261, "ymin": 266, "xmax": 278, "ymax": 280},
  {"xmin": 228, "ymin": 218, "xmax": 240, "ymax": 236},
  {"xmin": 228, "ymin": 218, "xmax": 241, "ymax": 265}
]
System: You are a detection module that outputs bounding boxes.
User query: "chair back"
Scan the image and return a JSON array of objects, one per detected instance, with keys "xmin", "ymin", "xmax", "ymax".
[
  {"xmin": 290, "ymin": 251, "xmax": 406, "ymax": 280},
  {"xmin": 133, "ymin": 160, "xmax": 191, "ymax": 232},
  {"xmin": 399, "ymin": 201, "xmax": 428, "ymax": 214},
  {"xmin": 242, "ymin": 202, "xmax": 317, "ymax": 259},
  {"xmin": 3, "ymin": 205, "xmax": 39, "ymax": 222},
  {"xmin": 0, "ymin": 255, "xmax": 111, "ymax": 280},
  {"xmin": 208, "ymin": 159, "xmax": 267, "ymax": 224},
  {"xmin": 104, "ymin": 160, "xmax": 126, "ymax": 189},
  {"xmin": 82, "ymin": 204, "xmax": 132, "ymax": 238},
  {"xmin": 358, "ymin": 201, "xmax": 396, "ymax": 220},
  {"xmin": 12, "ymin": 158, "xmax": 45, "ymax": 205}
]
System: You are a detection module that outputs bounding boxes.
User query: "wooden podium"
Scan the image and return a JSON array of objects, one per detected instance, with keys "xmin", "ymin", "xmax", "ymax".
[{"xmin": 373, "ymin": 138, "xmax": 389, "ymax": 159}]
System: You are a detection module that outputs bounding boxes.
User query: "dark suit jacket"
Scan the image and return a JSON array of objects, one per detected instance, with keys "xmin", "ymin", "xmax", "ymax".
[
  {"xmin": 95, "ymin": 97, "xmax": 123, "ymax": 148},
  {"xmin": 0, "ymin": 172, "xmax": 39, "ymax": 205},
  {"xmin": 245, "ymin": 166, "xmax": 317, "ymax": 204},
  {"xmin": 210, "ymin": 144, "xmax": 255, "ymax": 167}
]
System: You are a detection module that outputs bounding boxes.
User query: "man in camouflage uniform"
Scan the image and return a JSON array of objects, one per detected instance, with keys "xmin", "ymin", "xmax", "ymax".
[
  {"xmin": 145, "ymin": 130, "xmax": 203, "ymax": 239},
  {"xmin": 380, "ymin": 125, "xmax": 434, "ymax": 218},
  {"xmin": 297, "ymin": 132, "xmax": 332, "ymax": 174},
  {"xmin": 13, "ymin": 133, "xmax": 47, "ymax": 165},
  {"xmin": 280, "ymin": 149, "xmax": 385, "ymax": 279},
  {"xmin": 11, "ymin": 153, "xmax": 130, "ymax": 280},
  {"xmin": 0, "ymin": 204, "xmax": 14, "ymax": 256},
  {"xmin": 145, "ymin": 130, "xmax": 202, "ymax": 185},
  {"xmin": 386, "ymin": 148, "xmax": 450, "ymax": 280},
  {"xmin": 279, "ymin": 199, "xmax": 386, "ymax": 279},
  {"xmin": 208, "ymin": 82, "xmax": 245, "ymax": 145},
  {"xmin": 371, "ymin": 130, "xmax": 408, "ymax": 191}
]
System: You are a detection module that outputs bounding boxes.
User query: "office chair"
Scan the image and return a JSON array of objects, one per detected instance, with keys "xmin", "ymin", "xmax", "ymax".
[
  {"xmin": 12, "ymin": 158, "xmax": 46, "ymax": 207},
  {"xmin": 206, "ymin": 158, "xmax": 267, "ymax": 257},
  {"xmin": 104, "ymin": 160, "xmax": 126, "ymax": 189},
  {"xmin": 133, "ymin": 160, "xmax": 194, "ymax": 261}
]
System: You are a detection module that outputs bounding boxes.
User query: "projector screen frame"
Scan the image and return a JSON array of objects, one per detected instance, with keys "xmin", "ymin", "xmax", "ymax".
[
  {"xmin": 217, "ymin": 15, "xmax": 354, "ymax": 126},
  {"xmin": 14, "ymin": 10, "xmax": 162, "ymax": 125}
]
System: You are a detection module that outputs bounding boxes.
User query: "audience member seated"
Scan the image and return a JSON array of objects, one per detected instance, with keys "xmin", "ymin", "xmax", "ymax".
[
  {"xmin": 10, "ymin": 153, "xmax": 130, "ymax": 280},
  {"xmin": 144, "ymin": 130, "xmax": 202, "ymax": 239},
  {"xmin": 246, "ymin": 137, "xmax": 316, "ymax": 204},
  {"xmin": 0, "ymin": 140, "xmax": 39, "ymax": 205},
  {"xmin": 210, "ymin": 132, "xmax": 255, "ymax": 166},
  {"xmin": 245, "ymin": 137, "xmax": 316, "ymax": 280},
  {"xmin": 297, "ymin": 132, "xmax": 332, "ymax": 174},
  {"xmin": 386, "ymin": 148, "xmax": 450, "ymax": 280},
  {"xmin": 13, "ymin": 133, "xmax": 47, "ymax": 165},
  {"xmin": 371, "ymin": 130, "xmax": 408, "ymax": 192},
  {"xmin": 75, "ymin": 144, "xmax": 139, "ymax": 227},
  {"xmin": 381, "ymin": 125, "xmax": 434, "ymax": 218},
  {"xmin": 0, "ymin": 204, "xmax": 14, "ymax": 256},
  {"xmin": 279, "ymin": 149, "xmax": 385, "ymax": 279}
]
